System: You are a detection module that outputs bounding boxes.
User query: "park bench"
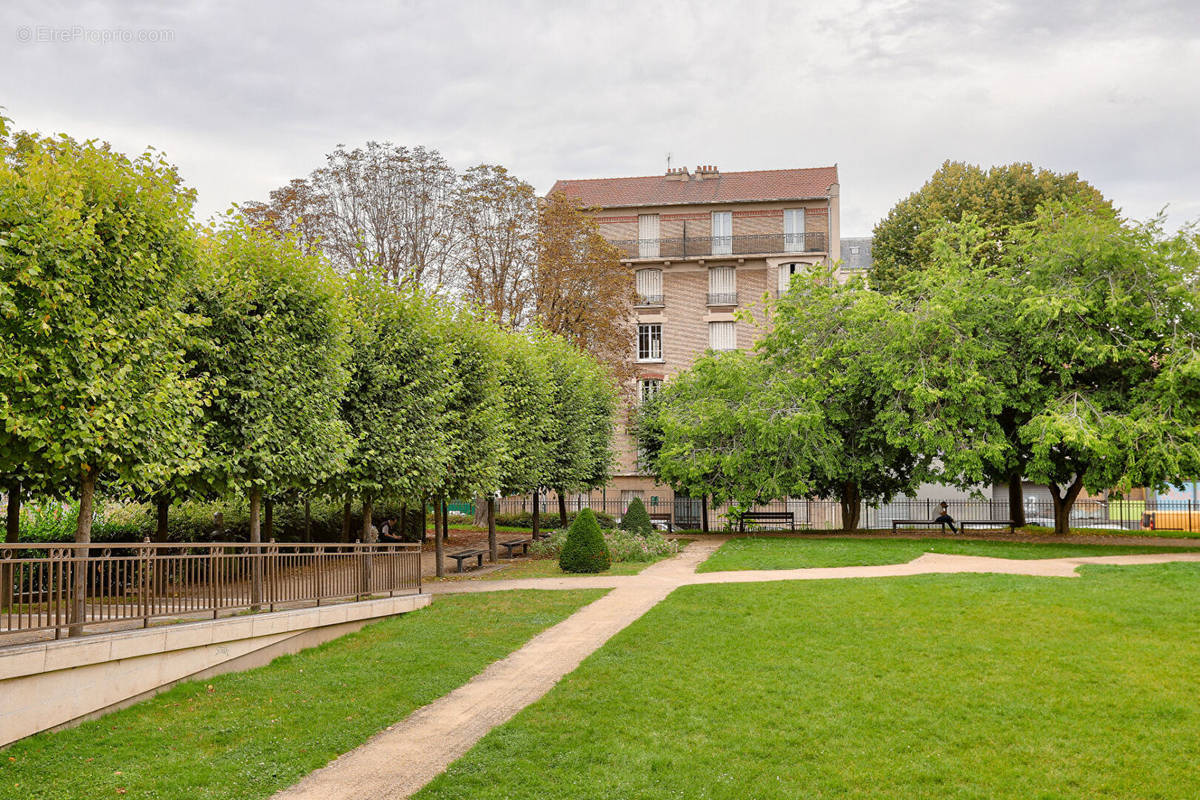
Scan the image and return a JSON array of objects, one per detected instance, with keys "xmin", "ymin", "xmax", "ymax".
[
  {"xmin": 892, "ymin": 519, "xmax": 1015, "ymax": 534},
  {"xmin": 737, "ymin": 511, "xmax": 795, "ymax": 532},
  {"xmin": 500, "ymin": 538, "xmax": 532, "ymax": 558},
  {"xmin": 447, "ymin": 548, "xmax": 486, "ymax": 573},
  {"xmin": 648, "ymin": 512, "xmax": 673, "ymax": 533}
]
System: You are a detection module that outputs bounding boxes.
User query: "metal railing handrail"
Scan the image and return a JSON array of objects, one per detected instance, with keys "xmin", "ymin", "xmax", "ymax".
[
  {"xmin": 1, "ymin": 540, "xmax": 422, "ymax": 644},
  {"xmin": 611, "ymin": 232, "xmax": 828, "ymax": 260}
]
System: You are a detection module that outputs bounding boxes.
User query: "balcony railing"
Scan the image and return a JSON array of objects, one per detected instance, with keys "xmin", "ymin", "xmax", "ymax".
[
  {"xmin": 706, "ymin": 292, "xmax": 738, "ymax": 306},
  {"xmin": 636, "ymin": 293, "xmax": 664, "ymax": 306},
  {"xmin": 613, "ymin": 232, "xmax": 827, "ymax": 260}
]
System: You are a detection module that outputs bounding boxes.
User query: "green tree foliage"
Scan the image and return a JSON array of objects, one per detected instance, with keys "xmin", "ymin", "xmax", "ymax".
[
  {"xmin": 0, "ymin": 126, "xmax": 206, "ymax": 547},
  {"xmin": 619, "ymin": 495, "xmax": 652, "ymax": 536},
  {"xmin": 340, "ymin": 276, "xmax": 453, "ymax": 539},
  {"xmin": 189, "ymin": 220, "xmax": 352, "ymax": 541},
  {"xmin": 871, "ymin": 161, "xmax": 1111, "ymax": 294},
  {"xmin": 495, "ymin": 329, "xmax": 553, "ymax": 497},
  {"xmin": 540, "ymin": 334, "xmax": 617, "ymax": 524},
  {"xmin": 558, "ymin": 507, "xmax": 610, "ymax": 573}
]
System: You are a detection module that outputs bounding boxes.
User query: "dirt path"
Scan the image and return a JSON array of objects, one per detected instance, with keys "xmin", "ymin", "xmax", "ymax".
[{"xmin": 273, "ymin": 539, "xmax": 1200, "ymax": 800}]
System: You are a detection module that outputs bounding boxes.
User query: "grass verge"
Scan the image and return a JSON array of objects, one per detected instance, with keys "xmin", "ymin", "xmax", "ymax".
[
  {"xmin": 416, "ymin": 564, "xmax": 1200, "ymax": 799},
  {"xmin": 0, "ymin": 589, "xmax": 605, "ymax": 800},
  {"xmin": 697, "ymin": 536, "xmax": 1200, "ymax": 571}
]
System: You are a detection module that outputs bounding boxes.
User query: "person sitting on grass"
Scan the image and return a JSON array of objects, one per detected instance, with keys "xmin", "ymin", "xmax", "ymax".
[{"xmin": 935, "ymin": 502, "xmax": 959, "ymax": 533}]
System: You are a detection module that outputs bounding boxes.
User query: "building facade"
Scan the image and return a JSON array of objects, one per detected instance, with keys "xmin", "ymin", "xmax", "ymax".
[{"xmin": 550, "ymin": 164, "xmax": 842, "ymax": 511}]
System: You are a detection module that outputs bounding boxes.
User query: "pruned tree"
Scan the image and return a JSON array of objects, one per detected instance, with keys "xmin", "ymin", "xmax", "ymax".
[
  {"xmin": 0, "ymin": 125, "xmax": 207, "ymax": 630},
  {"xmin": 339, "ymin": 276, "xmax": 454, "ymax": 542},
  {"xmin": 189, "ymin": 220, "xmax": 352, "ymax": 556}
]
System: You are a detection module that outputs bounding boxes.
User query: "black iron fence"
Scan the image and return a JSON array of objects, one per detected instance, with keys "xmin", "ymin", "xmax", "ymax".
[
  {"xmin": 496, "ymin": 496, "xmax": 1193, "ymax": 533},
  {"xmin": 611, "ymin": 232, "xmax": 827, "ymax": 260}
]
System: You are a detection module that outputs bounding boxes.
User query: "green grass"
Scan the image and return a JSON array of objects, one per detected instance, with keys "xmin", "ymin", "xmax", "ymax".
[
  {"xmin": 480, "ymin": 557, "xmax": 663, "ymax": 580},
  {"xmin": 696, "ymin": 536, "xmax": 1200, "ymax": 571},
  {"xmin": 0, "ymin": 589, "xmax": 605, "ymax": 800},
  {"xmin": 415, "ymin": 564, "xmax": 1200, "ymax": 799}
]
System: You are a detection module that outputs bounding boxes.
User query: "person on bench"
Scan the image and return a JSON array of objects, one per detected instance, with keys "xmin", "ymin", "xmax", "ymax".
[{"xmin": 935, "ymin": 502, "xmax": 959, "ymax": 533}]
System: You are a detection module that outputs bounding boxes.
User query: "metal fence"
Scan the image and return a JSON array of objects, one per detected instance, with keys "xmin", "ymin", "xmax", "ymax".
[
  {"xmin": 496, "ymin": 496, "xmax": 1189, "ymax": 533},
  {"xmin": 0, "ymin": 540, "xmax": 422, "ymax": 643},
  {"xmin": 610, "ymin": 232, "xmax": 828, "ymax": 260}
]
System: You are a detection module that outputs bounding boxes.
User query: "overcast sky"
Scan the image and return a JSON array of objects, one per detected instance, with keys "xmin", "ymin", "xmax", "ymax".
[{"xmin": 4, "ymin": 0, "xmax": 1198, "ymax": 236}]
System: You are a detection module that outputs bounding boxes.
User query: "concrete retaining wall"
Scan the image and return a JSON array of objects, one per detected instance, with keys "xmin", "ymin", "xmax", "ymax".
[{"xmin": 0, "ymin": 592, "xmax": 431, "ymax": 748}]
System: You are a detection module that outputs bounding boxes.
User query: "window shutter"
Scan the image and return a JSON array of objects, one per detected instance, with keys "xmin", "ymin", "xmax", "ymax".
[
  {"xmin": 711, "ymin": 211, "xmax": 732, "ymax": 255},
  {"xmin": 638, "ymin": 214, "xmax": 660, "ymax": 258},
  {"xmin": 708, "ymin": 266, "xmax": 735, "ymax": 295},
  {"xmin": 784, "ymin": 209, "xmax": 806, "ymax": 252},
  {"xmin": 709, "ymin": 321, "xmax": 736, "ymax": 351}
]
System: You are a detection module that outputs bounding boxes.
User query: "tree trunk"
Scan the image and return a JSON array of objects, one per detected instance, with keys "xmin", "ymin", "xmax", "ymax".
[
  {"xmin": 361, "ymin": 496, "xmax": 375, "ymax": 542},
  {"xmin": 434, "ymin": 495, "xmax": 445, "ymax": 578},
  {"xmin": 264, "ymin": 498, "xmax": 274, "ymax": 541},
  {"xmin": 69, "ymin": 465, "xmax": 96, "ymax": 636},
  {"xmin": 248, "ymin": 486, "xmax": 263, "ymax": 610},
  {"xmin": 840, "ymin": 481, "xmax": 861, "ymax": 531},
  {"xmin": 1007, "ymin": 472, "xmax": 1026, "ymax": 527},
  {"xmin": 557, "ymin": 489, "xmax": 568, "ymax": 529},
  {"xmin": 303, "ymin": 498, "xmax": 311, "ymax": 543},
  {"xmin": 487, "ymin": 497, "xmax": 498, "ymax": 563},
  {"xmin": 442, "ymin": 498, "xmax": 449, "ymax": 542},
  {"xmin": 341, "ymin": 499, "xmax": 352, "ymax": 543},
  {"xmin": 1049, "ymin": 477, "xmax": 1084, "ymax": 536},
  {"xmin": 701, "ymin": 494, "xmax": 709, "ymax": 533},
  {"xmin": 153, "ymin": 495, "xmax": 170, "ymax": 542},
  {"xmin": 2, "ymin": 480, "xmax": 20, "ymax": 610},
  {"xmin": 473, "ymin": 494, "xmax": 488, "ymax": 528},
  {"xmin": 531, "ymin": 488, "xmax": 540, "ymax": 540}
]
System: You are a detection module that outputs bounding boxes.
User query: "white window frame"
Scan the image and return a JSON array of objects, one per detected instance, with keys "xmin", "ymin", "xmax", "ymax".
[
  {"xmin": 637, "ymin": 323, "xmax": 663, "ymax": 361},
  {"xmin": 635, "ymin": 268, "xmax": 663, "ymax": 305},
  {"xmin": 639, "ymin": 378, "xmax": 662, "ymax": 404},
  {"xmin": 711, "ymin": 211, "xmax": 732, "ymax": 256},
  {"xmin": 784, "ymin": 208, "xmax": 806, "ymax": 253},
  {"xmin": 778, "ymin": 262, "xmax": 807, "ymax": 295},
  {"xmin": 708, "ymin": 321, "xmax": 737, "ymax": 351},
  {"xmin": 638, "ymin": 214, "xmax": 660, "ymax": 258},
  {"xmin": 708, "ymin": 266, "xmax": 736, "ymax": 305}
]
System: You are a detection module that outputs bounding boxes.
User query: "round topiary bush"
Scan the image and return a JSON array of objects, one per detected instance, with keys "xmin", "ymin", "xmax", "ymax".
[
  {"xmin": 620, "ymin": 496, "xmax": 653, "ymax": 537},
  {"xmin": 558, "ymin": 507, "xmax": 611, "ymax": 573}
]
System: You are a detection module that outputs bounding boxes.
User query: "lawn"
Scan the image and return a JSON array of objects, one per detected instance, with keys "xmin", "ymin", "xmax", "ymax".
[
  {"xmin": 697, "ymin": 535, "xmax": 1200, "ymax": 571},
  {"xmin": 415, "ymin": 564, "xmax": 1200, "ymax": 799},
  {"xmin": 0, "ymin": 589, "xmax": 606, "ymax": 800}
]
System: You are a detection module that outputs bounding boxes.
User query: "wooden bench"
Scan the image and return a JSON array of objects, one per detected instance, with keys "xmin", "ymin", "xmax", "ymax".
[
  {"xmin": 500, "ymin": 538, "xmax": 532, "ymax": 558},
  {"xmin": 738, "ymin": 511, "xmax": 795, "ymax": 532},
  {"xmin": 447, "ymin": 548, "xmax": 485, "ymax": 573},
  {"xmin": 892, "ymin": 519, "xmax": 1015, "ymax": 534},
  {"xmin": 648, "ymin": 512, "xmax": 673, "ymax": 533}
]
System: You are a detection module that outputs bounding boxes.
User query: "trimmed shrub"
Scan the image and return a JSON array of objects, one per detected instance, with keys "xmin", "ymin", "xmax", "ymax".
[
  {"xmin": 558, "ymin": 508, "xmax": 611, "ymax": 573},
  {"xmin": 619, "ymin": 497, "xmax": 653, "ymax": 536}
]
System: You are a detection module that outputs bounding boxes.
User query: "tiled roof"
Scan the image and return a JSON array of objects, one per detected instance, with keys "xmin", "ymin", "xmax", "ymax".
[{"xmin": 549, "ymin": 166, "xmax": 838, "ymax": 209}]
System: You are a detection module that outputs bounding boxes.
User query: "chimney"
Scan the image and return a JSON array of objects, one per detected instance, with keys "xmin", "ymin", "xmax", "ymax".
[
  {"xmin": 664, "ymin": 166, "xmax": 690, "ymax": 181},
  {"xmin": 694, "ymin": 164, "xmax": 720, "ymax": 181}
]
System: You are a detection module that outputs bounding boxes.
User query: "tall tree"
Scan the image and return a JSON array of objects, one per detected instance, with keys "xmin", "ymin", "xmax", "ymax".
[
  {"xmin": 189, "ymin": 220, "xmax": 352, "ymax": 550},
  {"xmin": 535, "ymin": 191, "xmax": 637, "ymax": 383},
  {"xmin": 339, "ymin": 277, "xmax": 453, "ymax": 541},
  {"xmin": 872, "ymin": 161, "xmax": 1111, "ymax": 294},
  {"xmin": 455, "ymin": 164, "xmax": 538, "ymax": 326},
  {"xmin": 872, "ymin": 160, "xmax": 1113, "ymax": 521},
  {"xmin": 0, "ymin": 128, "xmax": 205, "ymax": 540},
  {"xmin": 245, "ymin": 142, "xmax": 460, "ymax": 291}
]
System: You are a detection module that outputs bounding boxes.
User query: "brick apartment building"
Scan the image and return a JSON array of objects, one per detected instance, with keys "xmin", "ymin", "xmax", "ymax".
[{"xmin": 548, "ymin": 164, "xmax": 843, "ymax": 524}]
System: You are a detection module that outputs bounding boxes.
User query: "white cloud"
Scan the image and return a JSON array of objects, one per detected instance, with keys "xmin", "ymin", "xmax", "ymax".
[{"xmin": 2, "ymin": 0, "xmax": 1197, "ymax": 234}]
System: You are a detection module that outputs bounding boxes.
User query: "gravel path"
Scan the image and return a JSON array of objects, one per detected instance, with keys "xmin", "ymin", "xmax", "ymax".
[{"xmin": 273, "ymin": 539, "xmax": 1200, "ymax": 800}]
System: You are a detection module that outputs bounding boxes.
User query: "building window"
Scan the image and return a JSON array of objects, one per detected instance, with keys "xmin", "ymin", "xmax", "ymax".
[
  {"xmin": 635, "ymin": 268, "xmax": 663, "ymax": 305},
  {"xmin": 709, "ymin": 321, "xmax": 736, "ymax": 351},
  {"xmin": 637, "ymin": 323, "xmax": 663, "ymax": 361},
  {"xmin": 638, "ymin": 214, "xmax": 660, "ymax": 258},
  {"xmin": 707, "ymin": 266, "xmax": 737, "ymax": 306},
  {"xmin": 639, "ymin": 378, "xmax": 662, "ymax": 404},
  {"xmin": 778, "ymin": 262, "xmax": 808, "ymax": 294},
  {"xmin": 711, "ymin": 211, "xmax": 732, "ymax": 255},
  {"xmin": 784, "ymin": 208, "xmax": 806, "ymax": 253}
]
